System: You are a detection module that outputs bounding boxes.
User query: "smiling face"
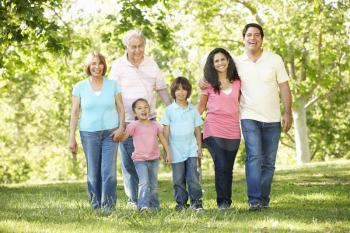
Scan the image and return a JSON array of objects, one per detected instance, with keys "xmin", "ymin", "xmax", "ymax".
[
  {"xmin": 126, "ymin": 36, "xmax": 145, "ymax": 65},
  {"xmin": 174, "ymin": 84, "xmax": 188, "ymax": 102},
  {"xmin": 244, "ymin": 26, "xmax": 263, "ymax": 54},
  {"xmin": 133, "ymin": 100, "xmax": 150, "ymax": 121},
  {"xmin": 213, "ymin": 52, "xmax": 229, "ymax": 74},
  {"xmin": 89, "ymin": 56, "xmax": 105, "ymax": 78}
]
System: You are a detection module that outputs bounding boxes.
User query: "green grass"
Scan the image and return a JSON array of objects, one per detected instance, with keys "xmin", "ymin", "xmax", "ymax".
[{"xmin": 1, "ymin": 160, "xmax": 349, "ymax": 233}]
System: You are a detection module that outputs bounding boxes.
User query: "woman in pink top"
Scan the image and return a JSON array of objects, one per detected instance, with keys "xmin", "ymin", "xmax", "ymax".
[
  {"xmin": 198, "ymin": 48, "xmax": 241, "ymax": 210},
  {"xmin": 121, "ymin": 98, "xmax": 171, "ymax": 212}
]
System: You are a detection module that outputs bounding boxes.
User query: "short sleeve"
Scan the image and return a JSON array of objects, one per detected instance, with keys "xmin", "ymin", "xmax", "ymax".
[
  {"xmin": 160, "ymin": 108, "xmax": 170, "ymax": 126},
  {"xmin": 193, "ymin": 109, "xmax": 203, "ymax": 127},
  {"xmin": 126, "ymin": 121, "xmax": 137, "ymax": 136},
  {"xmin": 153, "ymin": 61, "xmax": 167, "ymax": 90},
  {"xmin": 72, "ymin": 82, "xmax": 80, "ymax": 97},
  {"xmin": 201, "ymin": 86, "xmax": 209, "ymax": 96},
  {"xmin": 109, "ymin": 61, "xmax": 121, "ymax": 83},
  {"xmin": 155, "ymin": 122, "xmax": 163, "ymax": 133},
  {"xmin": 276, "ymin": 55, "xmax": 289, "ymax": 83},
  {"xmin": 113, "ymin": 80, "xmax": 121, "ymax": 95}
]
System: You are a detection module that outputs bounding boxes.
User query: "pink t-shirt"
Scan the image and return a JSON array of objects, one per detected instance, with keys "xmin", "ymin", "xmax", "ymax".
[
  {"xmin": 126, "ymin": 120, "xmax": 162, "ymax": 161},
  {"xmin": 202, "ymin": 80, "xmax": 241, "ymax": 139}
]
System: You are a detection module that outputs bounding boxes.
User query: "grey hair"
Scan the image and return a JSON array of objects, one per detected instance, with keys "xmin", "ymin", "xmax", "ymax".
[{"xmin": 122, "ymin": 29, "xmax": 146, "ymax": 48}]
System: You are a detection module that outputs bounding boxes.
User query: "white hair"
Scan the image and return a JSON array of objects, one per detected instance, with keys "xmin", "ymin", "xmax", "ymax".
[{"xmin": 122, "ymin": 29, "xmax": 146, "ymax": 48}]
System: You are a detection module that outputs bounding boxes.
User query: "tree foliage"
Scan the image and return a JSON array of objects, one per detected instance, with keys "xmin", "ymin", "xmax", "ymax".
[{"xmin": 0, "ymin": 0, "xmax": 349, "ymax": 183}]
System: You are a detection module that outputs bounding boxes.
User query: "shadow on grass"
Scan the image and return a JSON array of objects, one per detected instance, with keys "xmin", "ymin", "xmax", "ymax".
[{"xmin": 0, "ymin": 161, "xmax": 349, "ymax": 232}]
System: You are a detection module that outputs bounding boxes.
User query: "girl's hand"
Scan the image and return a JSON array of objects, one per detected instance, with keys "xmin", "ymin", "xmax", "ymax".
[
  {"xmin": 111, "ymin": 127, "xmax": 124, "ymax": 141},
  {"xmin": 165, "ymin": 152, "xmax": 172, "ymax": 165}
]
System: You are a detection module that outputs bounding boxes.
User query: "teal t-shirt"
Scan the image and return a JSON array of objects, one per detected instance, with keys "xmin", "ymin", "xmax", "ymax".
[
  {"xmin": 72, "ymin": 78, "xmax": 121, "ymax": 132},
  {"xmin": 160, "ymin": 102, "xmax": 203, "ymax": 163}
]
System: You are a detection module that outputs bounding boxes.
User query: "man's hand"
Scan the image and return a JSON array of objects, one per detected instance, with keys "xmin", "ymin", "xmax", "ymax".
[
  {"xmin": 282, "ymin": 112, "xmax": 292, "ymax": 133},
  {"xmin": 198, "ymin": 79, "xmax": 209, "ymax": 90}
]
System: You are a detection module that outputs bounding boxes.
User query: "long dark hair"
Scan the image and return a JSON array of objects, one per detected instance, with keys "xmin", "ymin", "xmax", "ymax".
[{"xmin": 204, "ymin": 48, "xmax": 239, "ymax": 93}]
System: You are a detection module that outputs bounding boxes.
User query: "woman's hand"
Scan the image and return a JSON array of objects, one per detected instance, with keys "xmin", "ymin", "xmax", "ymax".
[
  {"xmin": 111, "ymin": 127, "xmax": 125, "ymax": 141},
  {"xmin": 68, "ymin": 138, "xmax": 78, "ymax": 157}
]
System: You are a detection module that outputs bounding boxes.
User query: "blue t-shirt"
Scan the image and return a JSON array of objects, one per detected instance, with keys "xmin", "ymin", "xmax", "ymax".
[
  {"xmin": 72, "ymin": 78, "xmax": 121, "ymax": 132},
  {"xmin": 160, "ymin": 102, "xmax": 203, "ymax": 163}
]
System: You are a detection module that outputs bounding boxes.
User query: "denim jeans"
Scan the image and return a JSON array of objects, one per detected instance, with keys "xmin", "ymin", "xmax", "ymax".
[
  {"xmin": 134, "ymin": 160, "xmax": 160, "ymax": 210},
  {"xmin": 241, "ymin": 119, "xmax": 281, "ymax": 206},
  {"xmin": 204, "ymin": 137, "xmax": 240, "ymax": 207},
  {"xmin": 119, "ymin": 135, "xmax": 139, "ymax": 204},
  {"xmin": 172, "ymin": 157, "xmax": 202, "ymax": 206},
  {"xmin": 80, "ymin": 129, "xmax": 118, "ymax": 210}
]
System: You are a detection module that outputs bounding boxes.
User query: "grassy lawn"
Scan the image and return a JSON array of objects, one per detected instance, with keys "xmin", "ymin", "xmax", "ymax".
[{"xmin": 0, "ymin": 160, "xmax": 349, "ymax": 233}]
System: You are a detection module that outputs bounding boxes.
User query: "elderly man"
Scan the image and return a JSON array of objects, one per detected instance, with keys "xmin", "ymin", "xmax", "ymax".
[
  {"xmin": 236, "ymin": 23, "xmax": 292, "ymax": 211},
  {"xmin": 109, "ymin": 30, "xmax": 171, "ymax": 207}
]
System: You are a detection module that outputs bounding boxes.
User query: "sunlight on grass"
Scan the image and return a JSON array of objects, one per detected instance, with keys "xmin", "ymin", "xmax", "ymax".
[{"xmin": 1, "ymin": 160, "xmax": 349, "ymax": 233}]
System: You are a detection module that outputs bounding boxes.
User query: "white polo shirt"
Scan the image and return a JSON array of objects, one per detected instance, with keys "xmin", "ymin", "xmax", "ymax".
[
  {"xmin": 109, "ymin": 54, "xmax": 167, "ymax": 122},
  {"xmin": 235, "ymin": 50, "xmax": 289, "ymax": 122}
]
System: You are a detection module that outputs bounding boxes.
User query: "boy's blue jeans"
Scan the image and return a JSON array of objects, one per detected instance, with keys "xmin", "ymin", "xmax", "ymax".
[
  {"xmin": 134, "ymin": 160, "xmax": 160, "ymax": 210},
  {"xmin": 80, "ymin": 129, "xmax": 118, "ymax": 210},
  {"xmin": 172, "ymin": 157, "xmax": 202, "ymax": 206},
  {"xmin": 241, "ymin": 119, "xmax": 281, "ymax": 206}
]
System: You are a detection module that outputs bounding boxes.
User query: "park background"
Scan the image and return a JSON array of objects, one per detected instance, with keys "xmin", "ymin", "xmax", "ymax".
[{"xmin": 0, "ymin": 0, "xmax": 349, "ymax": 232}]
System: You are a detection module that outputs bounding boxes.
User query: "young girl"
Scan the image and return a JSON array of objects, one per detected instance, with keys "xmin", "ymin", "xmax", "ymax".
[
  {"xmin": 198, "ymin": 48, "xmax": 241, "ymax": 210},
  {"xmin": 120, "ymin": 98, "xmax": 171, "ymax": 212},
  {"xmin": 161, "ymin": 77, "xmax": 203, "ymax": 211}
]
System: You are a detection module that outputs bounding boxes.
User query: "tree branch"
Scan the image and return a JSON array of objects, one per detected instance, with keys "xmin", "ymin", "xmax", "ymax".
[{"xmin": 233, "ymin": 0, "xmax": 264, "ymax": 25}]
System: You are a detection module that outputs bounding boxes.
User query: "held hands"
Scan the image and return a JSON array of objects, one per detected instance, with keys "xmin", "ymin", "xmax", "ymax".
[
  {"xmin": 282, "ymin": 112, "xmax": 293, "ymax": 133},
  {"xmin": 161, "ymin": 151, "xmax": 172, "ymax": 165},
  {"xmin": 197, "ymin": 147, "xmax": 202, "ymax": 161},
  {"xmin": 111, "ymin": 127, "xmax": 125, "ymax": 141}
]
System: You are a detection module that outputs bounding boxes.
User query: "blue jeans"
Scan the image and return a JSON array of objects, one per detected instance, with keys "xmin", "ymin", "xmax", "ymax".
[
  {"xmin": 119, "ymin": 136, "xmax": 138, "ymax": 204},
  {"xmin": 80, "ymin": 129, "xmax": 118, "ymax": 210},
  {"xmin": 241, "ymin": 119, "xmax": 281, "ymax": 206},
  {"xmin": 172, "ymin": 157, "xmax": 202, "ymax": 206},
  {"xmin": 134, "ymin": 160, "xmax": 160, "ymax": 210},
  {"xmin": 204, "ymin": 137, "xmax": 240, "ymax": 207}
]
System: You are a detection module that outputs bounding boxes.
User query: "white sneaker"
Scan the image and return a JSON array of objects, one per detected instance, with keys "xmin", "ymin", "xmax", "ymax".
[{"xmin": 126, "ymin": 201, "xmax": 137, "ymax": 209}]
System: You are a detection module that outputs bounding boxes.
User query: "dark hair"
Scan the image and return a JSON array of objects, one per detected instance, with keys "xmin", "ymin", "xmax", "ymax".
[
  {"xmin": 242, "ymin": 23, "xmax": 264, "ymax": 39},
  {"xmin": 204, "ymin": 48, "xmax": 239, "ymax": 94},
  {"xmin": 131, "ymin": 98, "xmax": 149, "ymax": 120},
  {"xmin": 170, "ymin": 77, "xmax": 192, "ymax": 99},
  {"xmin": 131, "ymin": 98, "xmax": 149, "ymax": 113},
  {"xmin": 85, "ymin": 52, "xmax": 107, "ymax": 76}
]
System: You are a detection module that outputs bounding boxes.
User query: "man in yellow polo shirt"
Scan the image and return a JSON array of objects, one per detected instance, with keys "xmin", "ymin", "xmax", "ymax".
[{"xmin": 236, "ymin": 23, "xmax": 292, "ymax": 211}]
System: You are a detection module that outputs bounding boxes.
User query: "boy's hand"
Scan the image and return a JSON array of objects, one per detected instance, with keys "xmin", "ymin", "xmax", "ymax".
[
  {"xmin": 197, "ymin": 148, "xmax": 202, "ymax": 160},
  {"xmin": 165, "ymin": 152, "xmax": 172, "ymax": 165}
]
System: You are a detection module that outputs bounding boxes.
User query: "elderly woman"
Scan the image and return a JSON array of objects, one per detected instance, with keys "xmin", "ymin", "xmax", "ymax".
[
  {"xmin": 109, "ymin": 30, "xmax": 171, "ymax": 208},
  {"xmin": 69, "ymin": 52, "xmax": 125, "ymax": 212}
]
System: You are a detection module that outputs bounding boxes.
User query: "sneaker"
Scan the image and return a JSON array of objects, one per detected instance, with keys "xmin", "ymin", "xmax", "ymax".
[
  {"xmin": 218, "ymin": 203, "xmax": 230, "ymax": 210},
  {"xmin": 261, "ymin": 203, "xmax": 269, "ymax": 209},
  {"xmin": 191, "ymin": 200, "xmax": 204, "ymax": 212},
  {"xmin": 175, "ymin": 203, "xmax": 189, "ymax": 211},
  {"xmin": 139, "ymin": 207, "xmax": 149, "ymax": 212},
  {"xmin": 248, "ymin": 203, "xmax": 261, "ymax": 211},
  {"xmin": 126, "ymin": 201, "xmax": 137, "ymax": 209}
]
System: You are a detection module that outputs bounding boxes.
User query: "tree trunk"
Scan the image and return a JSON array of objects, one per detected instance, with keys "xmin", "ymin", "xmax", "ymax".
[{"xmin": 293, "ymin": 101, "xmax": 311, "ymax": 164}]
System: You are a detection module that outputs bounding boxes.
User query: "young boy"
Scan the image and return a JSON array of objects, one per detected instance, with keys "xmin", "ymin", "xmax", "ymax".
[{"xmin": 160, "ymin": 77, "xmax": 203, "ymax": 211}]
